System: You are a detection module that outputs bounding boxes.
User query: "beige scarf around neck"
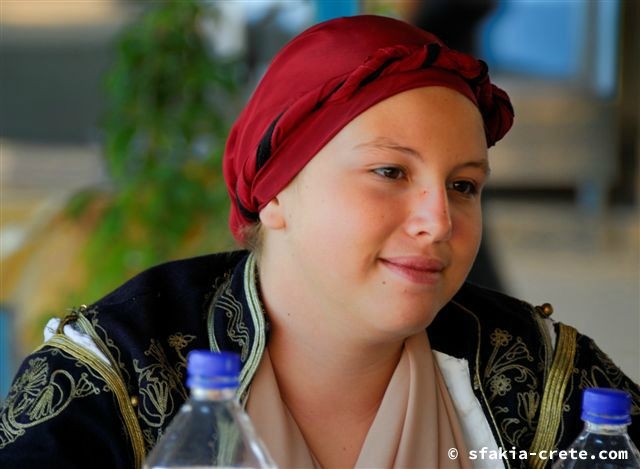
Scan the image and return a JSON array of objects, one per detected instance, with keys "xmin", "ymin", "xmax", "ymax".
[{"xmin": 246, "ymin": 331, "xmax": 471, "ymax": 469}]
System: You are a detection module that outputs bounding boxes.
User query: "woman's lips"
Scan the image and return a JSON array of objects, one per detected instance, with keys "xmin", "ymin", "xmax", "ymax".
[{"xmin": 379, "ymin": 257, "xmax": 445, "ymax": 285}]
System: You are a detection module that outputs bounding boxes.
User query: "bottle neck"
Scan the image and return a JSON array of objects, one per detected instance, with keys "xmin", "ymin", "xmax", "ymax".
[
  {"xmin": 191, "ymin": 386, "xmax": 237, "ymax": 401},
  {"xmin": 584, "ymin": 420, "xmax": 629, "ymax": 435}
]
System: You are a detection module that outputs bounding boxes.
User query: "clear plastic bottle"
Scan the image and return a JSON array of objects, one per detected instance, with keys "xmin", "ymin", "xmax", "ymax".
[
  {"xmin": 144, "ymin": 350, "xmax": 277, "ymax": 469},
  {"xmin": 552, "ymin": 388, "xmax": 640, "ymax": 468}
]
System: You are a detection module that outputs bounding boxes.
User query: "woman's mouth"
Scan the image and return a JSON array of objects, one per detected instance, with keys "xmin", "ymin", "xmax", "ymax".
[{"xmin": 379, "ymin": 256, "xmax": 445, "ymax": 285}]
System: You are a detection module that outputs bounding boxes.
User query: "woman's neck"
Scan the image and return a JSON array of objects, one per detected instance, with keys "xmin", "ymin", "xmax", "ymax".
[
  {"xmin": 267, "ymin": 317, "xmax": 403, "ymax": 412},
  {"xmin": 266, "ymin": 309, "xmax": 403, "ymax": 469},
  {"xmin": 257, "ymin": 251, "xmax": 404, "ymax": 410},
  {"xmin": 257, "ymin": 252, "xmax": 406, "ymax": 466}
]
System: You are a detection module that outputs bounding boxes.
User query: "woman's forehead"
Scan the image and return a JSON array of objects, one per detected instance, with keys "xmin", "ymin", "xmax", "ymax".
[{"xmin": 333, "ymin": 87, "xmax": 487, "ymax": 152}]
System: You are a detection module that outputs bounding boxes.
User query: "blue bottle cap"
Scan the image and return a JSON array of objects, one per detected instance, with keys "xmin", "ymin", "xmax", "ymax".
[
  {"xmin": 581, "ymin": 388, "xmax": 631, "ymax": 425},
  {"xmin": 186, "ymin": 350, "xmax": 240, "ymax": 389}
]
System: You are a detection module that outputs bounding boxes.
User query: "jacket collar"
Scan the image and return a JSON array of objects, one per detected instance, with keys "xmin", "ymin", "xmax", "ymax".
[{"xmin": 207, "ymin": 252, "xmax": 268, "ymax": 400}]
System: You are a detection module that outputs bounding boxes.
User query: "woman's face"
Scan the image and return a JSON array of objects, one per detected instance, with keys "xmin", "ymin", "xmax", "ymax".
[{"xmin": 264, "ymin": 86, "xmax": 488, "ymax": 342}]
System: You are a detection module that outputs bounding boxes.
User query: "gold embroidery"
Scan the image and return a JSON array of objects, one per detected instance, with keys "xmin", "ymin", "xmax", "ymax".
[
  {"xmin": 0, "ymin": 349, "xmax": 103, "ymax": 449},
  {"xmin": 550, "ymin": 332, "xmax": 640, "ymax": 450},
  {"xmin": 132, "ymin": 334, "xmax": 194, "ymax": 437},
  {"xmin": 485, "ymin": 329, "xmax": 537, "ymax": 402},
  {"xmin": 80, "ymin": 307, "xmax": 133, "ymax": 387},
  {"xmin": 46, "ymin": 310, "xmax": 154, "ymax": 466},
  {"xmin": 45, "ymin": 333, "xmax": 146, "ymax": 468},
  {"xmin": 451, "ymin": 301, "xmax": 512, "ymax": 468},
  {"xmin": 207, "ymin": 271, "xmax": 233, "ymax": 354},
  {"xmin": 484, "ymin": 325, "xmax": 542, "ymax": 451},
  {"xmin": 206, "ymin": 254, "xmax": 268, "ymax": 404},
  {"xmin": 490, "ymin": 374, "xmax": 513, "ymax": 397},
  {"xmin": 239, "ymin": 253, "xmax": 267, "ymax": 402},
  {"xmin": 67, "ymin": 307, "xmax": 200, "ymax": 454},
  {"xmin": 578, "ymin": 340, "xmax": 640, "ymax": 415},
  {"xmin": 216, "ymin": 282, "xmax": 251, "ymax": 361},
  {"xmin": 518, "ymin": 389, "xmax": 541, "ymax": 429},
  {"xmin": 529, "ymin": 323, "xmax": 577, "ymax": 469},
  {"xmin": 143, "ymin": 428, "xmax": 157, "ymax": 449}
]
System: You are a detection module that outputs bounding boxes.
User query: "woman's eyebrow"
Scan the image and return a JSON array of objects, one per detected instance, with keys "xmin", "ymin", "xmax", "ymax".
[
  {"xmin": 353, "ymin": 137, "xmax": 491, "ymax": 175},
  {"xmin": 454, "ymin": 159, "xmax": 491, "ymax": 176},
  {"xmin": 353, "ymin": 137, "xmax": 420, "ymax": 158}
]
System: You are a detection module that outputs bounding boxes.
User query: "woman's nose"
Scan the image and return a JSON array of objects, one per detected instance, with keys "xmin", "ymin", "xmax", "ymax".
[{"xmin": 404, "ymin": 187, "xmax": 453, "ymax": 242}]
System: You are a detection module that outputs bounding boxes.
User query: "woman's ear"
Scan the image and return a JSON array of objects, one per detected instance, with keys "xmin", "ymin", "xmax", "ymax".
[{"xmin": 259, "ymin": 197, "xmax": 286, "ymax": 230}]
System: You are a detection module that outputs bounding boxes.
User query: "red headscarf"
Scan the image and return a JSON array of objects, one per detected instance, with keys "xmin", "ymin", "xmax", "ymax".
[{"xmin": 223, "ymin": 15, "xmax": 514, "ymax": 242}]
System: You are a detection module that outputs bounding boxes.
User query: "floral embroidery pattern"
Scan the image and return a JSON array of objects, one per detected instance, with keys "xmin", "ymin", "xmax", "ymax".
[
  {"xmin": 483, "ymin": 328, "xmax": 541, "ymax": 448},
  {"xmin": 518, "ymin": 389, "xmax": 541, "ymax": 429},
  {"xmin": 485, "ymin": 329, "xmax": 537, "ymax": 401},
  {"xmin": 80, "ymin": 305, "xmax": 201, "ymax": 450},
  {"xmin": 490, "ymin": 374, "xmax": 512, "ymax": 397},
  {"xmin": 133, "ymin": 333, "xmax": 195, "ymax": 447},
  {"xmin": 0, "ymin": 349, "xmax": 103, "ymax": 449},
  {"xmin": 491, "ymin": 329, "xmax": 512, "ymax": 347}
]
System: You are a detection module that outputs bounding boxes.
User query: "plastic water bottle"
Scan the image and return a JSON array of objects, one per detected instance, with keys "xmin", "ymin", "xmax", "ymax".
[
  {"xmin": 144, "ymin": 350, "xmax": 277, "ymax": 468},
  {"xmin": 552, "ymin": 388, "xmax": 640, "ymax": 468}
]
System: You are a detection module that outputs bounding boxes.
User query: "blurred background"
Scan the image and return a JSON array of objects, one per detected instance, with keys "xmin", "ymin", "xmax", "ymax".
[{"xmin": 1, "ymin": 0, "xmax": 638, "ymax": 399}]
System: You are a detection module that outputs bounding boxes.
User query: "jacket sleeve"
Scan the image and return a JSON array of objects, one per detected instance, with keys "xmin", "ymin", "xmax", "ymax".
[{"xmin": 0, "ymin": 345, "xmax": 136, "ymax": 469}]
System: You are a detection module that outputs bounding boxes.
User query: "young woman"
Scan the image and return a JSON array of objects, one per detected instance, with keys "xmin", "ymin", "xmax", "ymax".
[{"xmin": 1, "ymin": 15, "xmax": 638, "ymax": 469}]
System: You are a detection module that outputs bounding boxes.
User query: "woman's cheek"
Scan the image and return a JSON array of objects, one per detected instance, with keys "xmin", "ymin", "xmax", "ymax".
[{"xmin": 452, "ymin": 208, "xmax": 483, "ymax": 254}]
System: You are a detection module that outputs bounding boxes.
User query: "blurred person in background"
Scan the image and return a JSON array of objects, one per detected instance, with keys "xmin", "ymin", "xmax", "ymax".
[{"xmin": 1, "ymin": 14, "xmax": 638, "ymax": 469}]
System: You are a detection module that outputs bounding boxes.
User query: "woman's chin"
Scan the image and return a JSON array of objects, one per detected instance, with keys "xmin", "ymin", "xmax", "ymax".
[{"xmin": 364, "ymin": 304, "xmax": 440, "ymax": 342}]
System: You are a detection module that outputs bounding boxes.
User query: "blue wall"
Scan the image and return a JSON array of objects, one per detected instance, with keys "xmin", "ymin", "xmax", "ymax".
[
  {"xmin": 0, "ymin": 308, "xmax": 14, "ymax": 400},
  {"xmin": 315, "ymin": 0, "xmax": 358, "ymax": 23}
]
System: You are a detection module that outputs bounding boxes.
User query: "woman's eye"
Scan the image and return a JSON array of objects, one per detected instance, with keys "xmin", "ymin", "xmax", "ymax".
[
  {"xmin": 372, "ymin": 167, "xmax": 406, "ymax": 180},
  {"xmin": 449, "ymin": 180, "xmax": 478, "ymax": 196}
]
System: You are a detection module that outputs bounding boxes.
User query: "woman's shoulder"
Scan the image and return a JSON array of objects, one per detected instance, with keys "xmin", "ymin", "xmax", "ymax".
[
  {"xmin": 62, "ymin": 250, "xmax": 250, "ymax": 353},
  {"xmin": 430, "ymin": 282, "xmax": 640, "ymax": 451},
  {"xmin": 429, "ymin": 282, "xmax": 549, "ymax": 355},
  {"xmin": 7, "ymin": 250, "xmax": 251, "ymax": 457},
  {"xmin": 60, "ymin": 249, "xmax": 249, "ymax": 377},
  {"xmin": 94, "ymin": 250, "xmax": 248, "ymax": 309}
]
